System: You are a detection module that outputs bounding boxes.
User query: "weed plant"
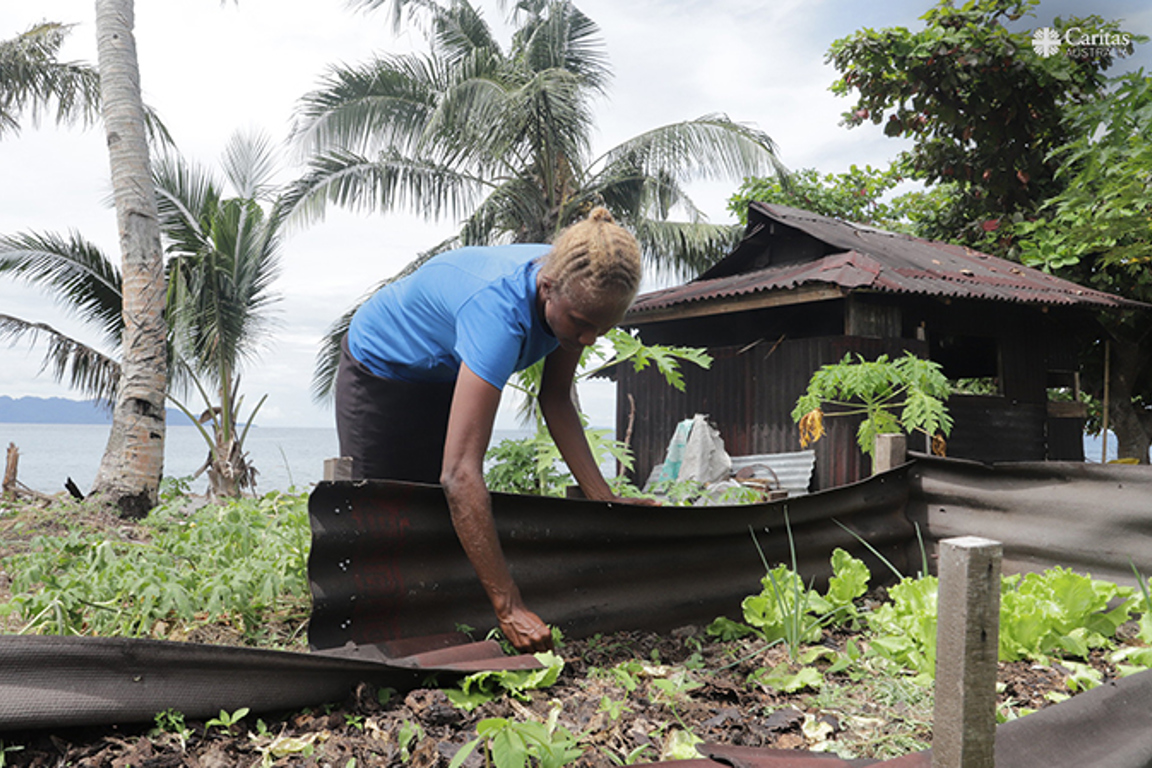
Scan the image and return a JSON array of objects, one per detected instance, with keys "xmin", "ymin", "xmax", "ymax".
[{"xmin": 0, "ymin": 488, "xmax": 311, "ymax": 646}]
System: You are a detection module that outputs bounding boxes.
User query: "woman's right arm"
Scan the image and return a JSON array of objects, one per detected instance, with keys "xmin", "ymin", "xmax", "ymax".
[{"xmin": 440, "ymin": 363, "xmax": 554, "ymax": 653}]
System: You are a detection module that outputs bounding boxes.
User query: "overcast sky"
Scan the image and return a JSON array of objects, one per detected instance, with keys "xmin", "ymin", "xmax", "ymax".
[{"xmin": 2, "ymin": 0, "xmax": 1150, "ymax": 429}]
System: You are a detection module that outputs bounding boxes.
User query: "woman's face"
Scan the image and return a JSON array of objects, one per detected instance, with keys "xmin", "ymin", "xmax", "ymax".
[{"xmin": 539, "ymin": 277, "xmax": 627, "ymax": 352}]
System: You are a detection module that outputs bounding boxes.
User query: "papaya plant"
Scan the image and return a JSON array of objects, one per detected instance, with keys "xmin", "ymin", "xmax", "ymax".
[{"xmin": 792, "ymin": 352, "xmax": 953, "ymax": 457}]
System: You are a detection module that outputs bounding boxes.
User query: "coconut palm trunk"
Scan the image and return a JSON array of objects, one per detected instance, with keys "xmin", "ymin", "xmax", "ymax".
[{"xmin": 90, "ymin": 0, "xmax": 167, "ymax": 517}]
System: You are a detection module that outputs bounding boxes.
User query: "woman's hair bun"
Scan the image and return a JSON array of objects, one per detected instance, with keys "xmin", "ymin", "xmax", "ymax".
[{"xmin": 588, "ymin": 206, "xmax": 615, "ymax": 224}]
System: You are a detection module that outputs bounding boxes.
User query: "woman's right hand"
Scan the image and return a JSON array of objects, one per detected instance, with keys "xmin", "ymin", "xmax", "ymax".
[{"xmin": 498, "ymin": 604, "xmax": 554, "ymax": 653}]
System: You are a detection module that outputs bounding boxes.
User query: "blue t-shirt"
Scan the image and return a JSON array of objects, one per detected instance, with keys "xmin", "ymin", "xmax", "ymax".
[{"xmin": 347, "ymin": 244, "xmax": 558, "ymax": 388}]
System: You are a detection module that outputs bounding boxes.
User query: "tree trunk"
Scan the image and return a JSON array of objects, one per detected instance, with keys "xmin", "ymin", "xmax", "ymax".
[
  {"xmin": 1107, "ymin": 337, "xmax": 1152, "ymax": 464},
  {"xmin": 89, "ymin": 0, "xmax": 168, "ymax": 518}
]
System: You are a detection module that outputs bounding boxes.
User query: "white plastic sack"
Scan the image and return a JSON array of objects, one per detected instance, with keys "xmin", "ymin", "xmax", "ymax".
[{"xmin": 657, "ymin": 414, "xmax": 731, "ymax": 486}]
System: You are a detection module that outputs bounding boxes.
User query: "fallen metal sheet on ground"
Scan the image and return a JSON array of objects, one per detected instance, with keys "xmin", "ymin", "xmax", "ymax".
[
  {"xmin": 634, "ymin": 667, "xmax": 1152, "ymax": 768},
  {"xmin": 0, "ymin": 632, "xmax": 538, "ymax": 731},
  {"xmin": 306, "ymin": 471, "xmax": 914, "ymax": 649},
  {"xmin": 696, "ymin": 745, "xmax": 884, "ymax": 767}
]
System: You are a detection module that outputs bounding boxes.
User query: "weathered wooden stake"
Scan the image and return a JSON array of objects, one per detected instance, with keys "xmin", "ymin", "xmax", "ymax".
[
  {"xmin": 933, "ymin": 536, "xmax": 1002, "ymax": 768},
  {"xmin": 872, "ymin": 433, "xmax": 907, "ymax": 474},
  {"xmin": 3, "ymin": 443, "xmax": 18, "ymax": 499},
  {"xmin": 323, "ymin": 457, "xmax": 353, "ymax": 482}
]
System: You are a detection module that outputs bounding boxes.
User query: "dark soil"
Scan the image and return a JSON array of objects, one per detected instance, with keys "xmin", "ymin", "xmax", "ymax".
[{"xmin": 2, "ymin": 625, "xmax": 1118, "ymax": 768}]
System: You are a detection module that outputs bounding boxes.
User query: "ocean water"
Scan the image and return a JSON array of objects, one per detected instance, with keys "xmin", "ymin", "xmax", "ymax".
[
  {"xmin": 4, "ymin": 423, "xmax": 1120, "ymax": 497},
  {"xmin": 0, "ymin": 424, "xmax": 532, "ymax": 496}
]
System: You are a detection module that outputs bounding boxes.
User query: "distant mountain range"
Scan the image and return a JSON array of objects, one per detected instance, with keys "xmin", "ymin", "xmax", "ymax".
[{"xmin": 0, "ymin": 396, "xmax": 196, "ymax": 425}]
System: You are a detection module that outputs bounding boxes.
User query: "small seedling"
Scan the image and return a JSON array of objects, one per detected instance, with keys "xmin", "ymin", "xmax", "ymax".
[
  {"xmin": 0, "ymin": 741, "xmax": 26, "ymax": 768},
  {"xmin": 447, "ymin": 710, "xmax": 582, "ymax": 768},
  {"xmin": 398, "ymin": 720, "xmax": 424, "ymax": 762},
  {"xmin": 597, "ymin": 695, "xmax": 631, "ymax": 721},
  {"xmin": 205, "ymin": 707, "xmax": 250, "ymax": 734},
  {"xmin": 652, "ymin": 671, "xmax": 703, "ymax": 732},
  {"xmin": 602, "ymin": 743, "xmax": 653, "ymax": 766},
  {"xmin": 151, "ymin": 708, "xmax": 193, "ymax": 750}
]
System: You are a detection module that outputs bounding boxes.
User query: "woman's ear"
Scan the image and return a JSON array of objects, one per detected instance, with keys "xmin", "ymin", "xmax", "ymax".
[{"xmin": 539, "ymin": 274, "xmax": 556, "ymax": 300}]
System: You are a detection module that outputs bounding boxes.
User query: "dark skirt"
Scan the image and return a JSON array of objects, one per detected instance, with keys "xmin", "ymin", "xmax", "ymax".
[{"xmin": 335, "ymin": 337, "xmax": 456, "ymax": 483}]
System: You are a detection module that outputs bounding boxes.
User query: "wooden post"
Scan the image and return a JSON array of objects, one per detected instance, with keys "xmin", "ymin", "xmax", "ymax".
[
  {"xmin": 3, "ymin": 443, "xmax": 18, "ymax": 500},
  {"xmin": 1102, "ymin": 340, "xmax": 1111, "ymax": 463},
  {"xmin": 933, "ymin": 536, "xmax": 1002, "ymax": 768},
  {"xmin": 873, "ymin": 433, "xmax": 907, "ymax": 475},
  {"xmin": 323, "ymin": 457, "xmax": 353, "ymax": 482}
]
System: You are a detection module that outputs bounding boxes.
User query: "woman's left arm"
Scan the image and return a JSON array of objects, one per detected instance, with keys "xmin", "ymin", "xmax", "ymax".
[{"xmin": 538, "ymin": 346, "xmax": 618, "ymax": 502}]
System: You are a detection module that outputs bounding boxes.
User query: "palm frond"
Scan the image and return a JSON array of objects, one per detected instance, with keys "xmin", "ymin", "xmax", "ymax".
[
  {"xmin": 221, "ymin": 130, "xmax": 279, "ymax": 201},
  {"xmin": 279, "ymin": 149, "xmax": 488, "ymax": 228},
  {"xmin": 430, "ymin": 0, "xmax": 501, "ymax": 65},
  {"xmin": 0, "ymin": 313, "xmax": 120, "ymax": 405},
  {"xmin": 290, "ymin": 53, "xmax": 443, "ymax": 158},
  {"xmin": 0, "ymin": 22, "xmax": 101, "ymax": 137},
  {"xmin": 0, "ymin": 230, "xmax": 123, "ymax": 346},
  {"xmin": 345, "ymin": 0, "xmax": 448, "ymax": 35},
  {"xmin": 153, "ymin": 152, "xmax": 221, "ymax": 254},
  {"xmin": 597, "ymin": 114, "xmax": 788, "ymax": 186},
  {"xmin": 459, "ymin": 178, "xmax": 553, "ymax": 244},
  {"xmin": 630, "ymin": 219, "xmax": 743, "ymax": 280},
  {"xmin": 513, "ymin": 0, "xmax": 610, "ymax": 93}
]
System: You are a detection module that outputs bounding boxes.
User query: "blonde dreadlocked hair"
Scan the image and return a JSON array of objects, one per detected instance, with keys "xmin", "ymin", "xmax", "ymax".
[{"xmin": 541, "ymin": 207, "xmax": 642, "ymax": 313}]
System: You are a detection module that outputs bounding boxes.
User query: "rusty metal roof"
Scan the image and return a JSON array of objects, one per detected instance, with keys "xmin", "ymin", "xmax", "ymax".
[{"xmin": 627, "ymin": 203, "xmax": 1146, "ymax": 319}]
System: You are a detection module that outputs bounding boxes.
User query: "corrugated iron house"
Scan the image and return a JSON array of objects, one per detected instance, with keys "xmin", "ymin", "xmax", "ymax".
[{"xmin": 617, "ymin": 202, "xmax": 1143, "ymax": 492}]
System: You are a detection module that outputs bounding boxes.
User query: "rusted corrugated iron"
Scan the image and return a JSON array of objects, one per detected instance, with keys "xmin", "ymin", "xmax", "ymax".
[
  {"xmin": 306, "ymin": 471, "xmax": 915, "ymax": 650},
  {"xmin": 307, "ymin": 457, "xmax": 1152, "ymax": 653},
  {"xmin": 942, "ymin": 397, "xmax": 1047, "ymax": 463},
  {"xmin": 628, "ymin": 203, "xmax": 1146, "ymax": 320},
  {"xmin": 0, "ymin": 631, "xmax": 535, "ymax": 731},
  {"xmin": 909, "ymin": 455, "xmax": 1152, "ymax": 586}
]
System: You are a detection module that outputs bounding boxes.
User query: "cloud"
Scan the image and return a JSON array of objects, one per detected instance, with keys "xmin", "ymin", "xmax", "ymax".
[{"xmin": 3, "ymin": 0, "xmax": 1146, "ymax": 430}]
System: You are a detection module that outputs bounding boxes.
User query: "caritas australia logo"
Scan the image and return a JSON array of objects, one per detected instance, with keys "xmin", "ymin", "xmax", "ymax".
[{"xmin": 1031, "ymin": 26, "xmax": 1135, "ymax": 59}]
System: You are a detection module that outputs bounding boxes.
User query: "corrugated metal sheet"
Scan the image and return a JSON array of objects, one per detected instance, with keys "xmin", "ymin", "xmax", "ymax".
[
  {"xmin": 7, "ymin": 457, "xmax": 1152, "ymax": 740},
  {"xmin": 307, "ymin": 472, "xmax": 915, "ymax": 650},
  {"xmin": 729, "ymin": 451, "xmax": 816, "ymax": 497},
  {"xmin": 628, "ymin": 203, "xmax": 1146, "ymax": 319},
  {"xmin": 910, "ymin": 456, "xmax": 1152, "ymax": 586},
  {"xmin": 0, "ymin": 632, "xmax": 533, "ymax": 731},
  {"xmin": 308, "ymin": 459, "xmax": 1152, "ymax": 654},
  {"xmin": 942, "ymin": 397, "xmax": 1047, "ymax": 463}
]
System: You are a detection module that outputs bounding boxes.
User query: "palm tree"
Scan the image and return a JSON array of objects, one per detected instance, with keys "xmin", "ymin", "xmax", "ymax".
[
  {"xmin": 156, "ymin": 132, "xmax": 285, "ymax": 498},
  {"xmin": 0, "ymin": 132, "xmax": 285, "ymax": 500},
  {"xmin": 91, "ymin": 0, "xmax": 168, "ymax": 517},
  {"xmin": 0, "ymin": 22, "xmax": 101, "ymax": 137},
  {"xmin": 283, "ymin": 0, "xmax": 787, "ymax": 398}
]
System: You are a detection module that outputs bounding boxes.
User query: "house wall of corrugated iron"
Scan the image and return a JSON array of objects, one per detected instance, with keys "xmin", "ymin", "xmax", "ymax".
[
  {"xmin": 945, "ymin": 397, "xmax": 1048, "ymax": 462},
  {"xmin": 617, "ymin": 335, "xmax": 927, "ymax": 491},
  {"xmin": 622, "ymin": 293, "xmax": 1097, "ymax": 490}
]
